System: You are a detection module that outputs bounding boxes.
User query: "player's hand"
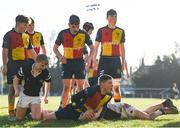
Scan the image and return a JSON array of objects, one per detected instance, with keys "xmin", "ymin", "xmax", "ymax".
[
  {"xmin": 60, "ymin": 56, "xmax": 67, "ymax": 64},
  {"xmin": 82, "ymin": 109, "xmax": 95, "ymax": 120},
  {"xmin": 44, "ymin": 97, "xmax": 48, "ymax": 104},
  {"xmin": 86, "ymin": 56, "xmax": 91, "ymax": 68},
  {"xmin": 2, "ymin": 65, "xmax": 7, "ymax": 75},
  {"xmin": 92, "ymin": 59, "xmax": 97, "ymax": 69},
  {"xmin": 14, "ymin": 90, "xmax": 19, "ymax": 97},
  {"xmin": 121, "ymin": 59, "xmax": 125, "ymax": 72}
]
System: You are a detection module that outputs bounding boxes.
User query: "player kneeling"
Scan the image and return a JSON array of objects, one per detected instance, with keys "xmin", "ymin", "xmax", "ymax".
[{"xmin": 13, "ymin": 54, "xmax": 51, "ymax": 121}]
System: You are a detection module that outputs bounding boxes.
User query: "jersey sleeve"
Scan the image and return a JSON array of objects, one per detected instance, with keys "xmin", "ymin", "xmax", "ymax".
[
  {"xmin": 121, "ymin": 30, "xmax": 125, "ymax": 43},
  {"xmin": 16, "ymin": 67, "xmax": 25, "ymax": 80},
  {"xmin": 71, "ymin": 87, "xmax": 95, "ymax": 112},
  {"xmin": 84, "ymin": 32, "xmax": 93, "ymax": 46},
  {"xmin": 40, "ymin": 33, "xmax": 45, "ymax": 45},
  {"xmin": 83, "ymin": 45, "xmax": 88, "ymax": 55},
  {"xmin": 44, "ymin": 70, "xmax": 51, "ymax": 82},
  {"xmin": 95, "ymin": 28, "xmax": 102, "ymax": 42},
  {"xmin": 55, "ymin": 31, "xmax": 63, "ymax": 46},
  {"xmin": 2, "ymin": 33, "xmax": 10, "ymax": 48}
]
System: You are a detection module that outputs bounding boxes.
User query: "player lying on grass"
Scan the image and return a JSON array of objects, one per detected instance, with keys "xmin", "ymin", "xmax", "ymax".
[
  {"xmin": 13, "ymin": 54, "xmax": 51, "ymax": 121},
  {"xmin": 42, "ymin": 74, "xmax": 113, "ymax": 120},
  {"xmin": 79, "ymin": 98, "xmax": 178, "ymax": 120}
]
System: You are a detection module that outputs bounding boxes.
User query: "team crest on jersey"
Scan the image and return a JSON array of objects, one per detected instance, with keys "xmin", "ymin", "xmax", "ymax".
[{"xmin": 77, "ymin": 38, "xmax": 82, "ymax": 43}]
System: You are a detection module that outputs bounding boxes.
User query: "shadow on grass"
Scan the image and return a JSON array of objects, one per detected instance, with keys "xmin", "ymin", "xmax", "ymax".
[
  {"xmin": 161, "ymin": 121, "xmax": 180, "ymax": 127},
  {"xmin": 0, "ymin": 115, "xmax": 31, "ymax": 127},
  {"xmin": 35, "ymin": 120, "xmax": 89, "ymax": 127},
  {"xmin": 0, "ymin": 115, "xmax": 89, "ymax": 127}
]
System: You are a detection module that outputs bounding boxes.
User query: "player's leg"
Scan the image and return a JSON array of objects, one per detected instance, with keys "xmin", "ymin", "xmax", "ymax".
[
  {"xmin": 30, "ymin": 96, "xmax": 42, "ymax": 120},
  {"xmin": 113, "ymin": 79, "xmax": 121, "ymax": 102},
  {"xmin": 8, "ymin": 84, "xmax": 15, "ymax": 117},
  {"xmin": 121, "ymin": 103, "xmax": 151, "ymax": 120},
  {"xmin": 61, "ymin": 79, "xmax": 71, "ymax": 108},
  {"xmin": 74, "ymin": 59, "xmax": 86, "ymax": 92},
  {"xmin": 111, "ymin": 57, "xmax": 122, "ymax": 102},
  {"xmin": 43, "ymin": 104, "xmax": 80, "ymax": 120},
  {"xmin": 143, "ymin": 103, "xmax": 163, "ymax": 114},
  {"xmin": 76, "ymin": 79, "xmax": 85, "ymax": 92},
  {"xmin": 61, "ymin": 60, "xmax": 73, "ymax": 108},
  {"xmin": 31, "ymin": 104, "xmax": 42, "ymax": 120},
  {"xmin": 42, "ymin": 111, "xmax": 57, "ymax": 120},
  {"xmin": 16, "ymin": 106, "xmax": 27, "ymax": 121},
  {"xmin": 15, "ymin": 93, "xmax": 29, "ymax": 121},
  {"xmin": 7, "ymin": 61, "xmax": 16, "ymax": 118}
]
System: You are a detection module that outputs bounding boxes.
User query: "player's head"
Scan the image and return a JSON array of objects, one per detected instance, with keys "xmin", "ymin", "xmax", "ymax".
[
  {"xmin": 27, "ymin": 17, "xmax": 35, "ymax": 33},
  {"xmin": 99, "ymin": 74, "xmax": 113, "ymax": 94},
  {"xmin": 69, "ymin": 15, "xmax": 80, "ymax": 35},
  {"xmin": 15, "ymin": 15, "xmax": 29, "ymax": 33},
  {"xmin": 107, "ymin": 9, "xmax": 117, "ymax": 25},
  {"xmin": 36, "ymin": 54, "xmax": 49, "ymax": 70},
  {"xmin": 83, "ymin": 22, "xmax": 94, "ymax": 35}
]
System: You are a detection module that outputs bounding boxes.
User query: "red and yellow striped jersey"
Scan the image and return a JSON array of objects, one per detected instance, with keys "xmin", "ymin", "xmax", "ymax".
[
  {"xmin": 55, "ymin": 29, "xmax": 93, "ymax": 59},
  {"xmin": 96, "ymin": 26, "xmax": 125, "ymax": 57}
]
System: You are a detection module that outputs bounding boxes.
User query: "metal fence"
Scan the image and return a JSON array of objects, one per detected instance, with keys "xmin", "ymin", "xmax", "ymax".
[{"xmin": 122, "ymin": 87, "xmax": 172, "ymax": 99}]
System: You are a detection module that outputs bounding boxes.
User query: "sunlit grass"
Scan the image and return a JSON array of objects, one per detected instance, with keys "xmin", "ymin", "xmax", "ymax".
[{"xmin": 0, "ymin": 95, "xmax": 180, "ymax": 127}]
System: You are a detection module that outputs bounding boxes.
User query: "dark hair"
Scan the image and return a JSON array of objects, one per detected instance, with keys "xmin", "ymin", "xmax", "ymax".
[
  {"xmin": 36, "ymin": 54, "xmax": 49, "ymax": 65},
  {"xmin": 83, "ymin": 22, "xmax": 94, "ymax": 32},
  {"xmin": 69, "ymin": 15, "xmax": 80, "ymax": 25},
  {"xmin": 99, "ymin": 74, "xmax": 113, "ymax": 85},
  {"xmin": 107, "ymin": 9, "xmax": 117, "ymax": 17},
  {"xmin": 15, "ymin": 15, "xmax": 29, "ymax": 23},
  {"xmin": 28, "ymin": 17, "xmax": 35, "ymax": 24}
]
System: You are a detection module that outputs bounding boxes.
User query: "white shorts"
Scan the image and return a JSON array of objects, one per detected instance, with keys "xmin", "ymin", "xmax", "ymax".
[
  {"xmin": 17, "ymin": 92, "xmax": 41, "ymax": 108},
  {"xmin": 107, "ymin": 102, "xmax": 137, "ymax": 119}
]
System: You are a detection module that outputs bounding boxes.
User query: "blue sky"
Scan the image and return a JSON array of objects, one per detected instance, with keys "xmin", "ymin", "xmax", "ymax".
[{"xmin": 1, "ymin": 0, "xmax": 180, "ymax": 69}]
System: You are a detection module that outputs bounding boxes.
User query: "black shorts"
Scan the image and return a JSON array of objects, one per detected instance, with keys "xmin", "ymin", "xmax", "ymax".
[
  {"xmin": 55, "ymin": 104, "xmax": 81, "ymax": 120},
  {"xmin": 61, "ymin": 59, "xmax": 85, "ymax": 79},
  {"xmin": 98, "ymin": 56, "xmax": 121, "ymax": 78},
  {"xmin": 88, "ymin": 77, "xmax": 98, "ymax": 86},
  {"xmin": 7, "ymin": 60, "xmax": 28, "ymax": 84}
]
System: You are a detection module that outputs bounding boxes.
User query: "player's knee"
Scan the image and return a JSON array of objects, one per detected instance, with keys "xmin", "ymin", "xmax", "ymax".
[
  {"xmin": 32, "ymin": 114, "xmax": 41, "ymax": 120},
  {"xmin": 16, "ymin": 116, "xmax": 24, "ymax": 121}
]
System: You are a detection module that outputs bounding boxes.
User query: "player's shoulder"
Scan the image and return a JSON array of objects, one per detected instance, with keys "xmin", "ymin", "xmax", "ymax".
[
  {"xmin": 34, "ymin": 31, "xmax": 42, "ymax": 35},
  {"xmin": 60, "ymin": 28, "xmax": 69, "ymax": 33},
  {"xmin": 87, "ymin": 85, "xmax": 100, "ymax": 95},
  {"xmin": 115, "ymin": 26, "xmax": 125, "ymax": 32},
  {"xmin": 98, "ymin": 26, "xmax": 108, "ymax": 31},
  {"xmin": 4, "ymin": 28, "xmax": 14, "ymax": 37}
]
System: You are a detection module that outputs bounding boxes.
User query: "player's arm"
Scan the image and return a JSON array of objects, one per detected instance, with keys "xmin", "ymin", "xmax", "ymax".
[
  {"xmin": 44, "ymin": 71, "xmax": 51, "ymax": 104},
  {"xmin": 40, "ymin": 33, "xmax": 46, "ymax": 54},
  {"xmin": 2, "ymin": 33, "xmax": 10, "ymax": 75},
  {"xmin": 27, "ymin": 40, "xmax": 37, "ymax": 61},
  {"xmin": 41, "ymin": 45, "xmax": 46, "ymax": 54},
  {"xmin": 119, "ymin": 30, "xmax": 126, "ymax": 71},
  {"xmin": 2, "ymin": 48, "xmax": 8, "ymax": 75},
  {"xmin": 13, "ymin": 67, "xmax": 24, "ymax": 97},
  {"xmin": 13, "ymin": 75, "xmax": 20, "ymax": 97},
  {"xmin": 119, "ymin": 42, "xmax": 125, "ymax": 71},
  {"xmin": 93, "ymin": 28, "xmax": 101, "ymax": 68},
  {"xmin": 53, "ymin": 32, "xmax": 66, "ymax": 64},
  {"xmin": 53, "ymin": 44, "xmax": 63, "ymax": 61},
  {"xmin": 93, "ymin": 41, "xmax": 100, "ymax": 62},
  {"xmin": 44, "ymin": 82, "xmax": 50, "ymax": 104}
]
